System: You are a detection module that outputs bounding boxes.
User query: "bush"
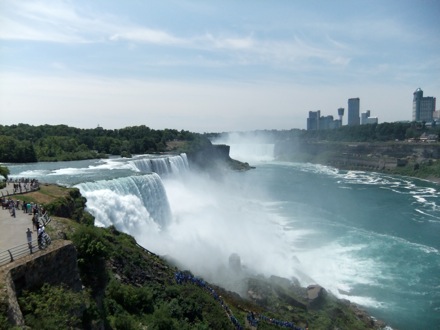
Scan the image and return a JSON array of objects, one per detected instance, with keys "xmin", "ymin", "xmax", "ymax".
[
  {"xmin": 105, "ymin": 279, "xmax": 154, "ymax": 315},
  {"xmin": 18, "ymin": 284, "xmax": 89, "ymax": 330},
  {"xmin": 70, "ymin": 226, "xmax": 108, "ymax": 291}
]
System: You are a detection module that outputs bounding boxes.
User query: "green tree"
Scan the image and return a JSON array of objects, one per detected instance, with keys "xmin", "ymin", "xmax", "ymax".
[{"xmin": 0, "ymin": 165, "xmax": 10, "ymax": 180}]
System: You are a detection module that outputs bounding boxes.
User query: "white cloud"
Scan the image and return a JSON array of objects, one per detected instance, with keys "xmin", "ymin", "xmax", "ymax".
[
  {"xmin": 0, "ymin": 0, "xmax": 354, "ymax": 69},
  {"xmin": 109, "ymin": 28, "xmax": 183, "ymax": 45},
  {"xmin": 204, "ymin": 33, "xmax": 255, "ymax": 50},
  {"xmin": 0, "ymin": 15, "xmax": 87, "ymax": 43},
  {"xmin": 0, "ymin": 0, "xmax": 183, "ymax": 45}
]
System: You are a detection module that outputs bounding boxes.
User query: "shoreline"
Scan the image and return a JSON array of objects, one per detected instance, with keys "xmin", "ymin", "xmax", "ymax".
[{"xmin": 295, "ymin": 159, "xmax": 440, "ymax": 186}]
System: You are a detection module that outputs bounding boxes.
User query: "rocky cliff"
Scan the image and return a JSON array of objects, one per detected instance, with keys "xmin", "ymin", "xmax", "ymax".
[
  {"xmin": 276, "ymin": 140, "xmax": 440, "ymax": 174},
  {"xmin": 187, "ymin": 143, "xmax": 253, "ymax": 172}
]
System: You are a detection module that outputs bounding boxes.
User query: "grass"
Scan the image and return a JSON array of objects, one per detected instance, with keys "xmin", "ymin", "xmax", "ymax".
[{"xmin": 14, "ymin": 184, "xmax": 70, "ymax": 205}]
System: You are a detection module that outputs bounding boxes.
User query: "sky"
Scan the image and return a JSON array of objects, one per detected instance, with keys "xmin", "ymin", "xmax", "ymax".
[{"xmin": 1, "ymin": 0, "xmax": 439, "ymax": 133}]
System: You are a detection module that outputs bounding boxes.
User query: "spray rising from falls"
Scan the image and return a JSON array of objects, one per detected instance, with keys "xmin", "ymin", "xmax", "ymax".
[
  {"xmin": 76, "ymin": 164, "xmax": 302, "ymax": 293},
  {"xmin": 74, "ymin": 151, "xmax": 311, "ymax": 294},
  {"xmin": 226, "ymin": 143, "xmax": 275, "ymax": 163},
  {"xmin": 212, "ymin": 133, "xmax": 275, "ymax": 163}
]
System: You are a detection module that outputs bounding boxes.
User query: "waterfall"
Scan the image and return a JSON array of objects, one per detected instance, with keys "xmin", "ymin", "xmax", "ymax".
[
  {"xmin": 169, "ymin": 153, "xmax": 189, "ymax": 174},
  {"xmin": 76, "ymin": 173, "xmax": 172, "ymax": 230},
  {"xmin": 129, "ymin": 154, "xmax": 189, "ymax": 175}
]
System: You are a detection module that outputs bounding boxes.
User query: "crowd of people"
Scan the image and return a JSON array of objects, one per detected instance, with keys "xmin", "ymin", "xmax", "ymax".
[
  {"xmin": 247, "ymin": 313, "xmax": 306, "ymax": 330},
  {"xmin": 1, "ymin": 196, "xmax": 47, "ymax": 224},
  {"xmin": 4, "ymin": 178, "xmax": 40, "ymax": 195},
  {"xmin": 1, "ymin": 178, "xmax": 51, "ymax": 252},
  {"xmin": 175, "ymin": 272, "xmax": 305, "ymax": 330}
]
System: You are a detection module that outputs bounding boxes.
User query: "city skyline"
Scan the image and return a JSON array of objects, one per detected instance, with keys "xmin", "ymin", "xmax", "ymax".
[
  {"xmin": 1, "ymin": 0, "xmax": 439, "ymax": 133},
  {"xmin": 307, "ymin": 86, "xmax": 438, "ymax": 130}
]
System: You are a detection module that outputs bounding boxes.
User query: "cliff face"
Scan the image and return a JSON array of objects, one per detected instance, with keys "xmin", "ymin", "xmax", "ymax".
[
  {"xmin": 2, "ymin": 241, "xmax": 82, "ymax": 326},
  {"xmin": 187, "ymin": 144, "xmax": 231, "ymax": 168},
  {"xmin": 276, "ymin": 141, "xmax": 440, "ymax": 172},
  {"xmin": 187, "ymin": 144, "xmax": 253, "ymax": 171}
]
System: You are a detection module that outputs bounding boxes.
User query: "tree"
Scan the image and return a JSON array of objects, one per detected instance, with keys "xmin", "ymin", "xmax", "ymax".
[{"xmin": 0, "ymin": 165, "xmax": 9, "ymax": 180}]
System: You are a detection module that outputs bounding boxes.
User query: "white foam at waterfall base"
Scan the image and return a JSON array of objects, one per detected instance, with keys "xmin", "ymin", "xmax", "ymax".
[
  {"xmin": 77, "ymin": 173, "xmax": 172, "ymax": 228},
  {"xmin": 81, "ymin": 189, "xmax": 161, "ymax": 235},
  {"xmin": 76, "ymin": 154, "xmax": 386, "ymax": 301},
  {"xmin": 133, "ymin": 171, "xmax": 308, "ymax": 293}
]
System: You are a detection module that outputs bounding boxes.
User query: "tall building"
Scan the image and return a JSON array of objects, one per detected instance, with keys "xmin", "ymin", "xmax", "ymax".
[
  {"xmin": 307, "ymin": 110, "xmax": 320, "ymax": 130},
  {"xmin": 413, "ymin": 88, "xmax": 436, "ymax": 122},
  {"xmin": 347, "ymin": 98, "xmax": 360, "ymax": 126}
]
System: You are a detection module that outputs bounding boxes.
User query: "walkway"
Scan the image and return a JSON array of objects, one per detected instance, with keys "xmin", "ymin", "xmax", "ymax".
[{"xmin": 0, "ymin": 183, "xmax": 37, "ymax": 251}]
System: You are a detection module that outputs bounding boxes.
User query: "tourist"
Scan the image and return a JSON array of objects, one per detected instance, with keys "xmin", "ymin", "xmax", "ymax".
[{"xmin": 26, "ymin": 228, "xmax": 33, "ymax": 253}]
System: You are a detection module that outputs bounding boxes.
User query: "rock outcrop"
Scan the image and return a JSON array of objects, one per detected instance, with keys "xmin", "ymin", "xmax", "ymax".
[
  {"xmin": 306, "ymin": 284, "xmax": 326, "ymax": 309},
  {"xmin": 187, "ymin": 143, "xmax": 253, "ymax": 172}
]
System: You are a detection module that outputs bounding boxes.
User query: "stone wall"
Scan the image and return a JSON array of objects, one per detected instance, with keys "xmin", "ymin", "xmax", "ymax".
[{"xmin": 2, "ymin": 240, "xmax": 82, "ymax": 326}]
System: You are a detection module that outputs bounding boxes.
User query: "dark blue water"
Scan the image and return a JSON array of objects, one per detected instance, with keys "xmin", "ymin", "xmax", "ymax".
[{"xmin": 6, "ymin": 155, "xmax": 440, "ymax": 329}]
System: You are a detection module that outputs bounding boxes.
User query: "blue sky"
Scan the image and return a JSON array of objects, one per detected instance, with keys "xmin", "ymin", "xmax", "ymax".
[{"xmin": 1, "ymin": 0, "xmax": 439, "ymax": 132}]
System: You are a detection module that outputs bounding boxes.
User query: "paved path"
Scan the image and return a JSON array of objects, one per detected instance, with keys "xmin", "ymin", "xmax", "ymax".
[{"xmin": 0, "ymin": 183, "xmax": 36, "ymax": 251}]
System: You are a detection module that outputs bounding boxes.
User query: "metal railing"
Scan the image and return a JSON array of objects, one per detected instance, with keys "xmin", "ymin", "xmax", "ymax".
[
  {"xmin": 0, "ymin": 185, "xmax": 39, "ymax": 197},
  {"xmin": 0, "ymin": 237, "xmax": 53, "ymax": 266}
]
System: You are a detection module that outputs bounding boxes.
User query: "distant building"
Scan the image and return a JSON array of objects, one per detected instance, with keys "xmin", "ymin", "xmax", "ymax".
[
  {"xmin": 307, "ymin": 110, "xmax": 321, "ymax": 130},
  {"xmin": 306, "ymin": 110, "xmax": 342, "ymax": 130},
  {"xmin": 338, "ymin": 108, "xmax": 344, "ymax": 123},
  {"xmin": 320, "ymin": 115, "xmax": 341, "ymax": 129},
  {"xmin": 348, "ymin": 98, "xmax": 360, "ymax": 126},
  {"xmin": 361, "ymin": 110, "xmax": 378, "ymax": 125},
  {"xmin": 413, "ymin": 88, "xmax": 436, "ymax": 122}
]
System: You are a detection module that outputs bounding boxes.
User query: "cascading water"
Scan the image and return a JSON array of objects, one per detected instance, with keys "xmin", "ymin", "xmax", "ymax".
[
  {"xmin": 76, "ymin": 173, "xmax": 172, "ymax": 230},
  {"xmin": 128, "ymin": 154, "xmax": 189, "ymax": 175},
  {"xmin": 168, "ymin": 153, "xmax": 189, "ymax": 174}
]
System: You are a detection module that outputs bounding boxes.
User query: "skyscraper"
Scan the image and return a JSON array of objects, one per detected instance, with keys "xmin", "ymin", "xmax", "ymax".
[
  {"xmin": 347, "ymin": 98, "xmax": 360, "ymax": 126},
  {"xmin": 413, "ymin": 88, "xmax": 436, "ymax": 122},
  {"xmin": 307, "ymin": 110, "xmax": 320, "ymax": 130}
]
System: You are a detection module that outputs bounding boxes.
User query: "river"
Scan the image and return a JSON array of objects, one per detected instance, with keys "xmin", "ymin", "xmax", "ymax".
[{"xmin": 6, "ymin": 146, "xmax": 440, "ymax": 330}]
